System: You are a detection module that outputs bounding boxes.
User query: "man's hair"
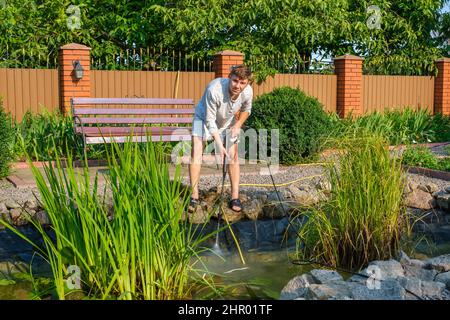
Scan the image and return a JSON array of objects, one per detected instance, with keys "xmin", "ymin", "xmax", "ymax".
[{"xmin": 229, "ymin": 65, "xmax": 253, "ymax": 82}]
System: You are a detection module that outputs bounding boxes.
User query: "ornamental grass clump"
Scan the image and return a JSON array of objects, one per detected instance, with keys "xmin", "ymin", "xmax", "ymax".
[
  {"xmin": 1, "ymin": 137, "xmax": 213, "ymax": 300},
  {"xmin": 296, "ymin": 134, "xmax": 410, "ymax": 270}
]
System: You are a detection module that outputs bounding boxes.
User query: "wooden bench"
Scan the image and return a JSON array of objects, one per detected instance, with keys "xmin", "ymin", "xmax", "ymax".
[{"xmin": 71, "ymin": 98, "xmax": 194, "ymax": 150}]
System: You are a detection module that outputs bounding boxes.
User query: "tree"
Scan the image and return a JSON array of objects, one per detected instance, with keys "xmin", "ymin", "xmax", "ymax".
[
  {"xmin": 152, "ymin": 0, "xmax": 448, "ymax": 77},
  {"xmin": 0, "ymin": 0, "xmax": 448, "ymax": 77}
]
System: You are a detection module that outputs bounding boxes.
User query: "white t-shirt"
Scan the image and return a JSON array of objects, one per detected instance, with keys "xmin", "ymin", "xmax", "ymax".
[{"xmin": 193, "ymin": 78, "xmax": 253, "ymax": 136}]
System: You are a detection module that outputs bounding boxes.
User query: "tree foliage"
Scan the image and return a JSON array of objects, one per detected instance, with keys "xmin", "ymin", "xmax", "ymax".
[{"xmin": 0, "ymin": 0, "xmax": 448, "ymax": 77}]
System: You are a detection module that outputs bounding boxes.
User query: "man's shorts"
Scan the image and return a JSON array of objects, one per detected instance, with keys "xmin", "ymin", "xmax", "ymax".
[{"xmin": 191, "ymin": 118, "xmax": 213, "ymax": 141}]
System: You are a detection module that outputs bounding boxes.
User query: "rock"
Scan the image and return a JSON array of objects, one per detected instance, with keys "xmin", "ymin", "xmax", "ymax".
[
  {"xmin": 310, "ymin": 269, "xmax": 344, "ymax": 284},
  {"xmin": 435, "ymin": 271, "xmax": 450, "ymax": 290},
  {"xmin": 316, "ymin": 180, "xmax": 331, "ymax": 192},
  {"xmin": 261, "ymin": 203, "xmax": 290, "ymax": 219},
  {"xmin": 426, "ymin": 183, "xmax": 440, "ymax": 194},
  {"xmin": 368, "ymin": 260, "xmax": 405, "ymax": 279},
  {"xmin": 0, "ymin": 202, "xmax": 8, "ymax": 215},
  {"xmin": 405, "ymin": 188, "xmax": 436, "ymax": 210},
  {"xmin": 425, "ymin": 254, "xmax": 450, "ymax": 272},
  {"xmin": 346, "ymin": 279, "xmax": 406, "ymax": 300},
  {"xmin": 221, "ymin": 207, "xmax": 245, "ymax": 223},
  {"xmin": 398, "ymin": 277, "xmax": 445, "ymax": 299},
  {"xmin": 288, "ymin": 186, "xmax": 320, "ymax": 207},
  {"xmin": 1, "ymin": 211, "xmax": 12, "ymax": 225},
  {"xmin": 24, "ymin": 198, "xmax": 39, "ymax": 210},
  {"xmin": 35, "ymin": 210, "xmax": 51, "ymax": 226},
  {"xmin": 188, "ymin": 205, "xmax": 210, "ymax": 224},
  {"xmin": 4, "ymin": 200, "xmax": 21, "ymax": 210},
  {"xmin": 434, "ymin": 190, "xmax": 450, "ymax": 210},
  {"xmin": 280, "ymin": 274, "xmax": 317, "ymax": 300},
  {"xmin": 418, "ymin": 183, "xmax": 439, "ymax": 194},
  {"xmin": 305, "ymin": 281, "xmax": 353, "ymax": 300},
  {"xmin": 243, "ymin": 199, "xmax": 263, "ymax": 221},
  {"xmin": 11, "ymin": 208, "xmax": 34, "ymax": 226},
  {"xmin": 408, "ymin": 181, "xmax": 419, "ymax": 192},
  {"xmin": 403, "ymin": 264, "xmax": 438, "ymax": 282}
]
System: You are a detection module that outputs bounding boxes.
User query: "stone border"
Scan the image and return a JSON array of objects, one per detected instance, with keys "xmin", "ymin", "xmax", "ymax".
[{"xmin": 406, "ymin": 166, "xmax": 450, "ymax": 181}]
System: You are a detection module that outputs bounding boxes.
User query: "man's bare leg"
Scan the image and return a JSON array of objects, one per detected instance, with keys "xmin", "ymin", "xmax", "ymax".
[
  {"xmin": 228, "ymin": 143, "xmax": 241, "ymax": 211},
  {"xmin": 189, "ymin": 136, "xmax": 204, "ymax": 200}
]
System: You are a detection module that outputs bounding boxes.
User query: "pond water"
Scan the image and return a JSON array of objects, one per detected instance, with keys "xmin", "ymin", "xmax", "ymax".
[
  {"xmin": 1, "ymin": 215, "xmax": 449, "ymax": 300},
  {"xmin": 0, "ymin": 217, "xmax": 308, "ymax": 300}
]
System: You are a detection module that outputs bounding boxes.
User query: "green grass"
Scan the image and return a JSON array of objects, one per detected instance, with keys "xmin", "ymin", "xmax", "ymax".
[
  {"xmin": 295, "ymin": 134, "xmax": 410, "ymax": 270},
  {"xmin": 402, "ymin": 146, "xmax": 450, "ymax": 172},
  {"xmin": 1, "ymin": 137, "xmax": 217, "ymax": 300},
  {"xmin": 330, "ymin": 108, "xmax": 450, "ymax": 145}
]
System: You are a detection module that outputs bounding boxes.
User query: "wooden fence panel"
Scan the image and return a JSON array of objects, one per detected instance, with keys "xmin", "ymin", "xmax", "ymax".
[
  {"xmin": 0, "ymin": 68, "xmax": 441, "ymax": 120},
  {"xmin": 363, "ymin": 75, "xmax": 435, "ymax": 114},
  {"xmin": 0, "ymin": 68, "xmax": 59, "ymax": 120},
  {"xmin": 253, "ymin": 74, "xmax": 337, "ymax": 113}
]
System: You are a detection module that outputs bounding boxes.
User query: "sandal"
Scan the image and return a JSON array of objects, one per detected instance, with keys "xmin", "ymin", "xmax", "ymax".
[
  {"xmin": 229, "ymin": 198, "xmax": 242, "ymax": 213},
  {"xmin": 188, "ymin": 197, "xmax": 199, "ymax": 213}
]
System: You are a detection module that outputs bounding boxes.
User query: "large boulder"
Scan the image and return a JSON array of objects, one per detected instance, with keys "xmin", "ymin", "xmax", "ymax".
[
  {"xmin": 405, "ymin": 188, "xmax": 436, "ymax": 210},
  {"xmin": 425, "ymin": 254, "xmax": 450, "ymax": 272},
  {"xmin": 280, "ymin": 274, "xmax": 317, "ymax": 300}
]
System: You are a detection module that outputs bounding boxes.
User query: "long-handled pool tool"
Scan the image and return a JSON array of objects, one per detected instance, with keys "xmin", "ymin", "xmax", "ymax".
[{"xmin": 211, "ymin": 135, "xmax": 246, "ymax": 265}]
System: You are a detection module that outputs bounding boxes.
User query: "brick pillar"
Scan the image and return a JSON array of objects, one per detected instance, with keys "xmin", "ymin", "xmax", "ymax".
[
  {"xmin": 59, "ymin": 43, "xmax": 91, "ymax": 114},
  {"xmin": 213, "ymin": 50, "xmax": 244, "ymax": 78},
  {"xmin": 434, "ymin": 58, "xmax": 450, "ymax": 116},
  {"xmin": 334, "ymin": 55, "xmax": 364, "ymax": 118}
]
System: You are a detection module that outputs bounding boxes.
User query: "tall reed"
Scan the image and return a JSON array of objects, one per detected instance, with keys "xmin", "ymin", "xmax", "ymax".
[
  {"xmin": 296, "ymin": 134, "xmax": 410, "ymax": 270},
  {"xmin": 2, "ymin": 138, "xmax": 213, "ymax": 299}
]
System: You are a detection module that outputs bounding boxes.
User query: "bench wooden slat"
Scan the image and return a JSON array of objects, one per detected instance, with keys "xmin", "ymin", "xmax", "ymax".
[
  {"xmin": 76, "ymin": 126, "xmax": 192, "ymax": 137},
  {"xmin": 85, "ymin": 135, "xmax": 192, "ymax": 144},
  {"xmin": 72, "ymin": 98, "xmax": 194, "ymax": 106},
  {"xmin": 79, "ymin": 117, "xmax": 193, "ymax": 124},
  {"xmin": 73, "ymin": 108, "xmax": 195, "ymax": 115}
]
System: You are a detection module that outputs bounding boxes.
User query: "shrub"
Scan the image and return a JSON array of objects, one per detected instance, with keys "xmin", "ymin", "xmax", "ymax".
[
  {"xmin": 0, "ymin": 100, "xmax": 14, "ymax": 178},
  {"xmin": 14, "ymin": 110, "xmax": 106, "ymax": 161},
  {"xmin": 247, "ymin": 87, "xmax": 332, "ymax": 164}
]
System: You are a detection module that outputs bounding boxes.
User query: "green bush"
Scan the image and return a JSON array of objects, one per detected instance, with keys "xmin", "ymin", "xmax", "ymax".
[
  {"xmin": 0, "ymin": 100, "xmax": 14, "ymax": 178},
  {"xmin": 13, "ymin": 110, "xmax": 106, "ymax": 161},
  {"xmin": 247, "ymin": 87, "xmax": 332, "ymax": 164}
]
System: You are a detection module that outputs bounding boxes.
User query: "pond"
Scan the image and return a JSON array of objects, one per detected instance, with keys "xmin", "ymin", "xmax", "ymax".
[
  {"xmin": 0, "ymin": 214, "xmax": 449, "ymax": 300},
  {"xmin": 0, "ymin": 216, "xmax": 309, "ymax": 300}
]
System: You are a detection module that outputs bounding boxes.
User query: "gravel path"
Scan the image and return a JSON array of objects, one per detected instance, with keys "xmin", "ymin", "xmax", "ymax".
[
  {"xmin": 2, "ymin": 163, "xmax": 449, "ymax": 207},
  {"xmin": 429, "ymin": 143, "xmax": 450, "ymax": 157}
]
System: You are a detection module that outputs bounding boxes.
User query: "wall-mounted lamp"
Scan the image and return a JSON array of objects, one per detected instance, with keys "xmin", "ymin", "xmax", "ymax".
[{"xmin": 73, "ymin": 60, "xmax": 84, "ymax": 80}]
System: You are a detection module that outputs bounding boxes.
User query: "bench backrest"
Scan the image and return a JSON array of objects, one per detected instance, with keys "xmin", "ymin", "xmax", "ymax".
[
  {"xmin": 71, "ymin": 98, "xmax": 195, "ymax": 143},
  {"xmin": 71, "ymin": 97, "xmax": 195, "ymax": 125}
]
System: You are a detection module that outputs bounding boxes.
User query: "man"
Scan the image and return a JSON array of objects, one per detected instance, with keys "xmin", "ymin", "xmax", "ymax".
[{"xmin": 189, "ymin": 65, "xmax": 253, "ymax": 213}]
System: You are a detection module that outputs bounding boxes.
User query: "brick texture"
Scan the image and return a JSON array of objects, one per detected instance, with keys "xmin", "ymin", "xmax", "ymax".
[
  {"xmin": 434, "ymin": 58, "xmax": 450, "ymax": 116},
  {"xmin": 334, "ymin": 55, "xmax": 364, "ymax": 118},
  {"xmin": 59, "ymin": 43, "xmax": 91, "ymax": 114},
  {"xmin": 213, "ymin": 50, "xmax": 244, "ymax": 78}
]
